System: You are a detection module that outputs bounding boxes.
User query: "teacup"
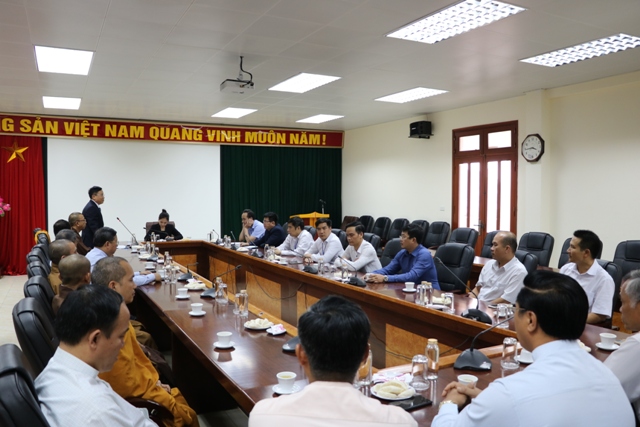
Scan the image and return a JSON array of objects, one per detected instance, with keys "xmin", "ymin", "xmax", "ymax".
[
  {"xmin": 600, "ymin": 332, "xmax": 616, "ymax": 348},
  {"xmin": 276, "ymin": 371, "xmax": 297, "ymax": 392},
  {"xmin": 217, "ymin": 331, "xmax": 232, "ymax": 346},
  {"xmin": 405, "ymin": 282, "xmax": 415, "ymax": 290},
  {"xmin": 457, "ymin": 374, "xmax": 478, "ymax": 388},
  {"xmin": 518, "ymin": 348, "xmax": 534, "ymax": 363},
  {"xmin": 190, "ymin": 303, "xmax": 203, "ymax": 314},
  {"xmin": 177, "ymin": 287, "xmax": 188, "ymax": 298},
  {"xmin": 145, "ymin": 262, "xmax": 155, "ymax": 269}
]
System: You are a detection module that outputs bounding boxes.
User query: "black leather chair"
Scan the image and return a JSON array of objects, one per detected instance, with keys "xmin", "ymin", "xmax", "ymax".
[
  {"xmin": 596, "ymin": 259, "xmax": 622, "ymax": 314},
  {"xmin": 410, "ymin": 220, "xmax": 429, "ymax": 244},
  {"xmin": 0, "ymin": 344, "xmax": 51, "ymax": 427},
  {"xmin": 557, "ymin": 237, "xmax": 571, "ymax": 269},
  {"xmin": 371, "ymin": 217, "xmax": 391, "ymax": 241},
  {"xmin": 36, "ymin": 231, "xmax": 50, "ymax": 247},
  {"xmin": 32, "ymin": 244, "xmax": 50, "ymax": 265},
  {"xmin": 26, "ymin": 251, "xmax": 51, "ymax": 276},
  {"xmin": 26, "ymin": 261, "xmax": 50, "ymax": 280},
  {"xmin": 515, "ymin": 250, "xmax": 539, "ymax": 275},
  {"xmin": 23, "ymin": 276, "xmax": 56, "ymax": 324},
  {"xmin": 332, "ymin": 229, "xmax": 348, "ymax": 249},
  {"xmin": 339, "ymin": 215, "xmax": 359, "ymax": 231},
  {"xmin": 12, "ymin": 298, "xmax": 59, "ymax": 377},
  {"xmin": 386, "ymin": 218, "xmax": 409, "ymax": 241},
  {"xmin": 434, "ymin": 243, "xmax": 475, "ymax": 293},
  {"xmin": 363, "ymin": 233, "xmax": 381, "ymax": 253},
  {"xmin": 517, "ymin": 232, "xmax": 555, "ymax": 267},
  {"xmin": 359, "ymin": 215, "xmax": 375, "ymax": 233},
  {"xmin": 380, "ymin": 238, "xmax": 402, "ymax": 267},
  {"xmin": 480, "ymin": 230, "xmax": 501, "ymax": 258},
  {"xmin": 304, "ymin": 225, "xmax": 317, "ymax": 239},
  {"xmin": 613, "ymin": 241, "xmax": 640, "ymax": 279},
  {"xmin": 424, "ymin": 221, "xmax": 451, "ymax": 249},
  {"xmin": 449, "ymin": 227, "xmax": 479, "ymax": 248}
]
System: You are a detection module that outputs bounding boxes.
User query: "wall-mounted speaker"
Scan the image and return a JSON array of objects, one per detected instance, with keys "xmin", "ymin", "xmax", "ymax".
[{"xmin": 409, "ymin": 121, "xmax": 432, "ymax": 139}]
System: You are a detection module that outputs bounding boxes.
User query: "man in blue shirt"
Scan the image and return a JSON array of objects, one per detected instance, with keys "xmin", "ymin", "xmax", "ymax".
[
  {"xmin": 238, "ymin": 209, "xmax": 265, "ymax": 244},
  {"xmin": 253, "ymin": 212, "xmax": 287, "ymax": 248},
  {"xmin": 368, "ymin": 224, "xmax": 439, "ymax": 289}
]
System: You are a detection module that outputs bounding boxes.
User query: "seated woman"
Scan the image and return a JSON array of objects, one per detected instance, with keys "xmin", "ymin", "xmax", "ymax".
[{"xmin": 145, "ymin": 209, "xmax": 183, "ymax": 241}]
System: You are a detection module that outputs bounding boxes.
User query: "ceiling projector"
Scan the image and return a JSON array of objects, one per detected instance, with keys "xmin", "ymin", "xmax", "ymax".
[{"xmin": 220, "ymin": 79, "xmax": 254, "ymax": 94}]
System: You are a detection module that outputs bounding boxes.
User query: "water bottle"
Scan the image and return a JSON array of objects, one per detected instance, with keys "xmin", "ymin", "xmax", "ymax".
[
  {"xmin": 215, "ymin": 277, "xmax": 228, "ymax": 305},
  {"xmin": 239, "ymin": 289, "xmax": 249, "ymax": 316},
  {"xmin": 423, "ymin": 281, "xmax": 433, "ymax": 305},
  {"xmin": 318, "ymin": 257, "xmax": 325, "ymax": 276},
  {"xmin": 426, "ymin": 338, "xmax": 439, "ymax": 380}
]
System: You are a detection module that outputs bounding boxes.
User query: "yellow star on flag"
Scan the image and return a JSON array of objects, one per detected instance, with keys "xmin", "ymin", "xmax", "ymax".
[{"xmin": 2, "ymin": 140, "xmax": 29, "ymax": 163}]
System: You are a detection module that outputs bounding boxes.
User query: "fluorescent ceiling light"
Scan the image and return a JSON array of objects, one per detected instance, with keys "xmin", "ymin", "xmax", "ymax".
[
  {"xmin": 387, "ymin": 0, "xmax": 526, "ymax": 44},
  {"xmin": 269, "ymin": 73, "xmax": 341, "ymax": 93},
  {"xmin": 296, "ymin": 114, "xmax": 344, "ymax": 124},
  {"xmin": 42, "ymin": 96, "xmax": 81, "ymax": 110},
  {"xmin": 521, "ymin": 33, "xmax": 640, "ymax": 67},
  {"xmin": 375, "ymin": 87, "xmax": 448, "ymax": 104},
  {"xmin": 35, "ymin": 46, "xmax": 94, "ymax": 75},
  {"xmin": 211, "ymin": 107, "xmax": 257, "ymax": 119}
]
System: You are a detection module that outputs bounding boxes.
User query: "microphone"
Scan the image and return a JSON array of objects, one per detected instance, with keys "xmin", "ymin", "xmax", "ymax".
[
  {"xmin": 117, "ymin": 217, "xmax": 139, "ymax": 246},
  {"xmin": 201, "ymin": 265, "xmax": 243, "ymax": 298},
  {"xmin": 338, "ymin": 256, "xmax": 366, "ymax": 287},
  {"xmin": 434, "ymin": 257, "xmax": 478, "ymax": 298},
  {"xmin": 230, "ymin": 230, "xmax": 237, "ymax": 242},
  {"xmin": 453, "ymin": 316, "xmax": 513, "ymax": 371},
  {"xmin": 210, "ymin": 229, "xmax": 221, "ymax": 244},
  {"xmin": 319, "ymin": 199, "xmax": 326, "ymax": 214},
  {"xmin": 178, "ymin": 262, "xmax": 198, "ymax": 282}
]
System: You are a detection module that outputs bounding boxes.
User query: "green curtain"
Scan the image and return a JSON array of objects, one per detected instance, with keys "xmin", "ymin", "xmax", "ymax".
[{"xmin": 221, "ymin": 145, "xmax": 342, "ymax": 237}]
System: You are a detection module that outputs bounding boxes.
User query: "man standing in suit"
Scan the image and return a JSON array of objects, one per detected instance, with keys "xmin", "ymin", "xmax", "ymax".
[{"xmin": 82, "ymin": 186, "xmax": 105, "ymax": 249}]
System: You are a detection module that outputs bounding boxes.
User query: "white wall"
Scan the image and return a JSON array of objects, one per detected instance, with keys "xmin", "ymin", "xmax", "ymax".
[
  {"xmin": 343, "ymin": 71, "xmax": 640, "ymax": 266},
  {"xmin": 47, "ymin": 138, "xmax": 220, "ymax": 243}
]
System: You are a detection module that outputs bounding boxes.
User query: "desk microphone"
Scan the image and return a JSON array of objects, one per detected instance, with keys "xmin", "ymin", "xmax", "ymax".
[
  {"xmin": 117, "ymin": 217, "xmax": 139, "ymax": 245},
  {"xmin": 434, "ymin": 257, "xmax": 478, "ymax": 298},
  {"xmin": 201, "ymin": 265, "xmax": 243, "ymax": 298},
  {"xmin": 453, "ymin": 316, "xmax": 513, "ymax": 371},
  {"xmin": 230, "ymin": 230, "xmax": 239, "ymax": 250},
  {"xmin": 210, "ymin": 229, "xmax": 221, "ymax": 244},
  {"xmin": 319, "ymin": 199, "xmax": 326, "ymax": 214},
  {"xmin": 178, "ymin": 262, "xmax": 198, "ymax": 282},
  {"xmin": 338, "ymin": 256, "xmax": 366, "ymax": 287}
]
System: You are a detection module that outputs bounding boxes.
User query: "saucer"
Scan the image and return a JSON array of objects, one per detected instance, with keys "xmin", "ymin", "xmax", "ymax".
[
  {"xmin": 176, "ymin": 295, "xmax": 190, "ymax": 300},
  {"xmin": 515, "ymin": 355, "xmax": 533, "ymax": 364},
  {"xmin": 189, "ymin": 311, "xmax": 205, "ymax": 317},
  {"xmin": 272, "ymin": 384, "xmax": 301, "ymax": 395},
  {"xmin": 402, "ymin": 288, "xmax": 417, "ymax": 293},
  {"xmin": 596, "ymin": 342, "xmax": 619, "ymax": 351},
  {"xmin": 213, "ymin": 341, "xmax": 235, "ymax": 349}
]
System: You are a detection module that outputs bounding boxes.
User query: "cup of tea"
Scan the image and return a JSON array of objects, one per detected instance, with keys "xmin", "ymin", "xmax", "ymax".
[
  {"xmin": 217, "ymin": 331, "xmax": 232, "ymax": 346},
  {"xmin": 190, "ymin": 303, "xmax": 204, "ymax": 314},
  {"xmin": 177, "ymin": 288, "xmax": 188, "ymax": 298},
  {"xmin": 276, "ymin": 371, "xmax": 297, "ymax": 392}
]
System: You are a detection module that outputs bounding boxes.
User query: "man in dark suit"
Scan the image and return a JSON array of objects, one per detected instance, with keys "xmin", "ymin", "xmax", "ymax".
[{"xmin": 81, "ymin": 186, "xmax": 105, "ymax": 249}]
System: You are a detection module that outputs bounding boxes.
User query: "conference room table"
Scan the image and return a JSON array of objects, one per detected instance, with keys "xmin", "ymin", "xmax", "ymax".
[{"xmin": 123, "ymin": 242, "xmax": 628, "ymax": 425}]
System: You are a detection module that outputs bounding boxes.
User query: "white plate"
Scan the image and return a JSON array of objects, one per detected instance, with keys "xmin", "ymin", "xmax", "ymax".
[
  {"xmin": 213, "ymin": 341, "xmax": 235, "ymax": 349},
  {"xmin": 426, "ymin": 304, "xmax": 448, "ymax": 311},
  {"xmin": 244, "ymin": 320, "xmax": 274, "ymax": 330},
  {"xmin": 189, "ymin": 311, "xmax": 205, "ymax": 317},
  {"xmin": 596, "ymin": 342, "xmax": 619, "ymax": 351},
  {"xmin": 371, "ymin": 385, "xmax": 416, "ymax": 401},
  {"xmin": 176, "ymin": 295, "xmax": 190, "ymax": 300},
  {"xmin": 236, "ymin": 247, "xmax": 249, "ymax": 252},
  {"xmin": 515, "ymin": 355, "xmax": 533, "ymax": 364},
  {"xmin": 402, "ymin": 288, "xmax": 417, "ymax": 293},
  {"xmin": 272, "ymin": 384, "xmax": 301, "ymax": 395},
  {"xmin": 266, "ymin": 327, "xmax": 287, "ymax": 335}
]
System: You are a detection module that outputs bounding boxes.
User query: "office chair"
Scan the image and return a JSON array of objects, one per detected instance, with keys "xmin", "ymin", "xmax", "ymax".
[
  {"xmin": 434, "ymin": 243, "xmax": 475, "ymax": 293},
  {"xmin": 517, "ymin": 232, "xmax": 555, "ymax": 267},
  {"xmin": 424, "ymin": 221, "xmax": 451, "ymax": 249},
  {"xmin": 480, "ymin": 230, "xmax": 501, "ymax": 258},
  {"xmin": 380, "ymin": 238, "xmax": 402, "ymax": 267},
  {"xmin": 23, "ymin": 276, "xmax": 56, "ymax": 324},
  {"xmin": 387, "ymin": 218, "xmax": 409, "ymax": 241},
  {"xmin": 449, "ymin": 227, "xmax": 479, "ymax": 248},
  {"xmin": 358, "ymin": 215, "xmax": 375, "ymax": 233},
  {"xmin": 515, "ymin": 250, "xmax": 539, "ymax": 275}
]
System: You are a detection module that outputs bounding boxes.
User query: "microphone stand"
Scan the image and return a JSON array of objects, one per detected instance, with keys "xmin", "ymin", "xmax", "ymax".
[
  {"xmin": 117, "ymin": 217, "xmax": 139, "ymax": 246},
  {"xmin": 453, "ymin": 316, "xmax": 513, "ymax": 371},
  {"xmin": 319, "ymin": 199, "xmax": 326, "ymax": 214},
  {"xmin": 201, "ymin": 265, "xmax": 243, "ymax": 298},
  {"xmin": 178, "ymin": 262, "xmax": 198, "ymax": 282},
  {"xmin": 338, "ymin": 256, "xmax": 366, "ymax": 287},
  {"xmin": 434, "ymin": 256, "xmax": 477, "ymax": 297}
]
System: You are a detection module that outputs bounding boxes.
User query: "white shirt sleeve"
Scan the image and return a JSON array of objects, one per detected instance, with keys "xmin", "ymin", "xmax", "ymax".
[
  {"xmin": 591, "ymin": 273, "xmax": 614, "ymax": 317},
  {"xmin": 604, "ymin": 336, "xmax": 640, "ymax": 419},
  {"xmin": 279, "ymin": 231, "xmax": 314, "ymax": 257},
  {"xmin": 133, "ymin": 272, "xmax": 155, "ymax": 286},
  {"xmin": 433, "ymin": 381, "xmax": 515, "ymax": 427},
  {"xmin": 310, "ymin": 235, "xmax": 344, "ymax": 263},
  {"xmin": 500, "ymin": 268, "xmax": 528, "ymax": 303}
]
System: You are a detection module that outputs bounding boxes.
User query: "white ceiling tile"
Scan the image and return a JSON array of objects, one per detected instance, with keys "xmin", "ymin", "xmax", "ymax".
[
  {"xmin": 0, "ymin": 2, "xmax": 28, "ymax": 26},
  {"xmin": 278, "ymin": 43, "xmax": 347, "ymax": 61},
  {"xmin": 266, "ymin": 0, "xmax": 356, "ymax": 25},
  {"xmin": 243, "ymin": 15, "xmax": 323, "ymax": 41},
  {"xmin": 178, "ymin": 4, "xmax": 260, "ymax": 32}
]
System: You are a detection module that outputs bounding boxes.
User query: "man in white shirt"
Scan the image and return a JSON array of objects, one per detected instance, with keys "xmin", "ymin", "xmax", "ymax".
[
  {"xmin": 86, "ymin": 227, "xmax": 160, "ymax": 286},
  {"xmin": 304, "ymin": 218, "xmax": 344, "ymax": 263},
  {"xmin": 476, "ymin": 231, "xmax": 527, "ymax": 304},
  {"xmin": 433, "ymin": 270, "xmax": 634, "ymax": 427},
  {"xmin": 35, "ymin": 285, "xmax": 156, "ymax": 427},
  {"xmin": 337, "ymin": 221, "xmax": 381, "ymax": 273},
  {"xmin": 605, "ymin": 270, "xmax": 640, "ymax": 420},
  {"xmin": 559, "ymin": 229, "xmax": 614, "ymax": 324},
  {"xmin": 275, "ymin": 216, "xmax": 313, "ymax": 257},
  {"xmin": 249, "ymin": 295, "xmax": 417, "ymax": 427},
  {"xmin": 238, "ymin": 209, "xmax": 265, "ymax": 244}
]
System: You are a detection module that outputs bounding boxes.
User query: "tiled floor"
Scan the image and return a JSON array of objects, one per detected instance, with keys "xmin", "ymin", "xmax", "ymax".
[{"xmin": 0, "ymin": 274, "xmax": 248, "ymax": 427}]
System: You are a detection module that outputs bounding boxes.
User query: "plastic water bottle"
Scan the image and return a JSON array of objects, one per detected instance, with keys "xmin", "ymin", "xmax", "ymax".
[
  {"xmin": 239, "ymin": 289, "xmax": 249, "ymax": 316},
  {"xmin": 215, "ymin": 277, "xmax": 228, "ymax": 305},
  {"xmin": 426, "ymin": 338, "xmax": 439, "ymax": 380},
  {"xmin": 318, "ymin": 257, "xmax": 325, "ymax": 276}
]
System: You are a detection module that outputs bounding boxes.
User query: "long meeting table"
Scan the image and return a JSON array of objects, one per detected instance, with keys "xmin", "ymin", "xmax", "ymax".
[{"xmin": 123, "ymin": 241, "xmax": 628, "ymax": 425}]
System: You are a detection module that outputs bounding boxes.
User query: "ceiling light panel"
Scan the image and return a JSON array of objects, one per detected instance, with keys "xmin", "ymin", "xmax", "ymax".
[
  {"xmin": 387, "ymin": 0, "xmax": 527, "ymax": 44},
  {"xmin": 375, "ymin": 87, "xmax": 448, "ymax": 104},
  {"xmin": 35, "ymin": 46, "xmax": 94, "ymax": 75},
  {"xmin": 211, "ymin": 108, "xmax": 257, "ymax": 119},
  {"xmin": 42, "ymin": 96, "xmax": 81, "ymax": 110},
  {"xmin": 269, "ymin": 73, "xmax": 341, "ymax": 93},
  {"xmin": 521, "ymin": 34, "xmax": 640, "ymax": 67},
  {"xmin": 296, "ymin": 114, "xmax": 344, "ymax": 124}
]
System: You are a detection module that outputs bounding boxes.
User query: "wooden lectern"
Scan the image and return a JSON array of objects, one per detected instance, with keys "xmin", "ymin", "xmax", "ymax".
[{"xmin": 290, "ymin": 212, "xmax": 329, "ymax": 226}]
